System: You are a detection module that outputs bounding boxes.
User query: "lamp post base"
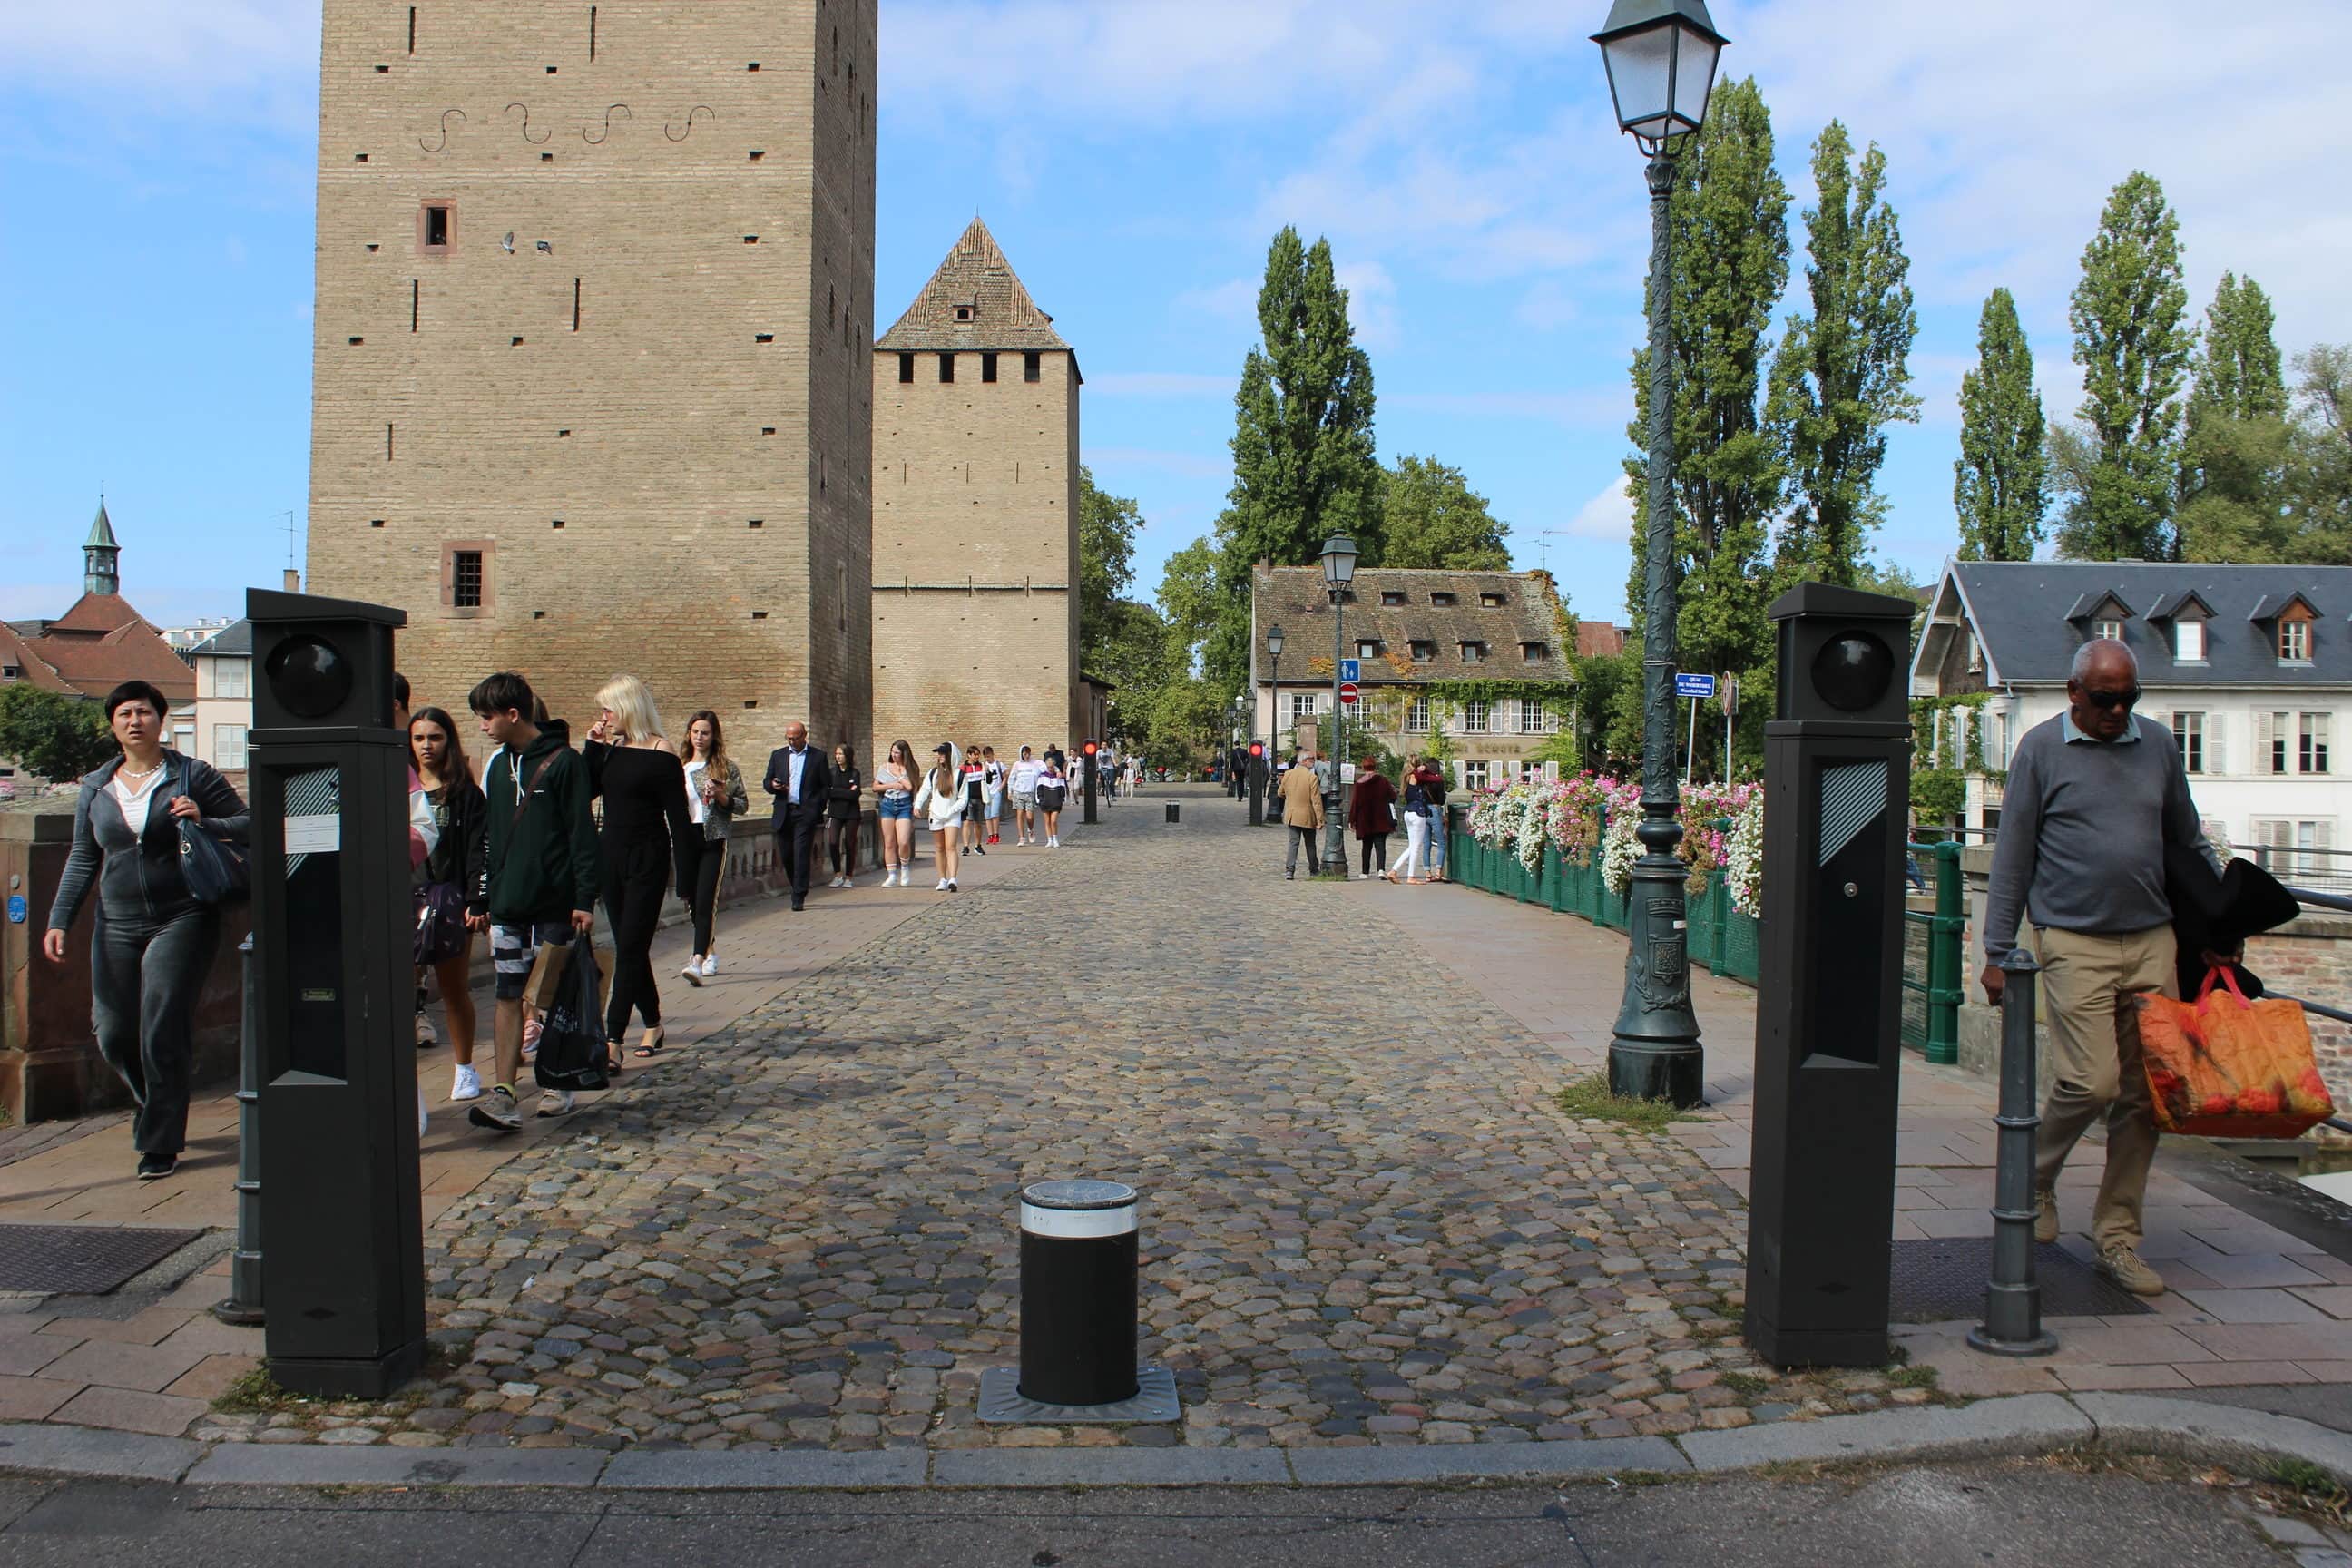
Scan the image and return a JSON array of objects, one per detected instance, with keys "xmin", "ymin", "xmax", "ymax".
[{"xmin": 1607, "ymin": 1039, "xmax": 1705, "ymax": 1107}]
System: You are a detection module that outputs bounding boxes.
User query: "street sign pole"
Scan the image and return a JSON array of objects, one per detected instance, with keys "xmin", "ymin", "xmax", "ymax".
[{"xmin": 1686, "ymin": 697, "xmax": 1699, "ymax": 783}]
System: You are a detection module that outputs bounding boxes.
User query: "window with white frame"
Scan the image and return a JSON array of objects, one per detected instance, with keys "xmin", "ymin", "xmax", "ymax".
[
  {"xmin": 1291, "ymin": 692, "xmax": 1318, "ymax": 722},
  {"xmin": 211, "ymin": 660, "xmax": 250, "ymax": 699},
  {"xmin": 2171, "ymin": 711, "xmax": 2205, "ymax": 773},
  {"xmin": 2303, "ymin": 712, "xmax": 2332, "ymax": 774},
  {"xmin": 213, "ymin": 724, "xmax": 248, "ymax": 769},
  {"xmin": 1463, "ymin": 760, "xmax": 1489, "ymax": 790},
  {"xmin": 2253, "ymin": 817, "xmax": 2335, "ymax": 879},
  {"xmin": 2267, "ymin": 711, "xmax": 2290, "ymax": 774},
  {"xmin": 1405, "ymin": 694, "xmax": 1431, "ymax": 732},
  {"xmin": 1517, "ymin": 698, "xmax": 1546, "ymax": 734},
  {"xmin": 1461, "ymin": 699, "xmax": 1489, "ymax": 733},
  {"xmin": 2093, "ymin": 619, "xmax": 2124, "ymax": 642},
  {"xmin": 2173, "ymin": 619, "xmax": 2206, "ymax": 661},
  {"xmin": 2280, "ymin": 618, "xmax": 2311, "ymax": 662}
]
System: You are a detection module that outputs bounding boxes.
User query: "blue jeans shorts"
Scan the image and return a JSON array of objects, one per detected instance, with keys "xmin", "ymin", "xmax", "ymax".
[{"xmin": 877, "ymin": 792, "xmax": 913, "ymax": 820}]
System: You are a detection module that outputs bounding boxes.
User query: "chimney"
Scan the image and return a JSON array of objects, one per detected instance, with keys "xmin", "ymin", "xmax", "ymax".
[{"xmin": 283, "ymin": 568, "xmax": 301, "ymax": 593}]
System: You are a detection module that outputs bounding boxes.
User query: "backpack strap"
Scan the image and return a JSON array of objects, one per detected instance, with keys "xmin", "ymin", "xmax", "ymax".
[{"xmin": 511, "ymin": 753, "xmax": 560, "ymax": 829}]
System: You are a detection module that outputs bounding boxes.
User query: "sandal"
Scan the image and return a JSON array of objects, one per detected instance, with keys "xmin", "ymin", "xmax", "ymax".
[{"xmin": 632, "ymin": 1026, "xmax": 667, "ymax": 1059}]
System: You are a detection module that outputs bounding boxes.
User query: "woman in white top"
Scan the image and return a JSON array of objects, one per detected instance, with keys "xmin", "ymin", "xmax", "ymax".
[
  {"xmin": 912, "ymin": 741, "xmax": 965, "ymax": 892},
  {"xmin": 675, "ymin": 710, "xmax": 749, "ymax": 983}
]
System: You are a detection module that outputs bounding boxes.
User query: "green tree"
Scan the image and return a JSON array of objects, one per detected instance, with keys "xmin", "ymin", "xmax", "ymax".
[
  {"xmin": 1622, "ymin": 77, "xmax": 1791, "ymax": 779},
  {"xmin": 0, "ymin": 686, "xmax": 113, "ymax": 784},
  {"xmin": 2178, "ymin": 273, "xmax": 2291, "ymax": 561},
  {"xmin": 2289, "ymin": 344, "xmax": 2352, "ymax": 560},
  {"xmin": 1076, "ymin": 466, "xmax": 1142, "ymax": 671},
  {"xmin": 1953, "ymin": 288, "xmax": 2047, "ymax": 561},
  {"xmin": 2057, "ymin": 172, "xmax": 2193, "ymax": 561},
  {"xmin": 1769, "ymin": 120, "xmax": 1921, "ymax": 587},
  {"xmin": 1219, "ymin": 227, "xmax": 1383, "ymax": 571},
  {"xmin": 1379, "ymin": 455, "xmax": 1510, "ymax": 569}
]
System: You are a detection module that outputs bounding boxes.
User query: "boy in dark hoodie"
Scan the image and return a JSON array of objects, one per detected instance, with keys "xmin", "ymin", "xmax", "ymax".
[{"xmin": 467, "ymin": 671, "xmax": 599, "ymax": 1131}]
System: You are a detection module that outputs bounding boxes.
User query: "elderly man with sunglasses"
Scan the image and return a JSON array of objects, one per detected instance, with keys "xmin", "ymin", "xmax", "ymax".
[{"xmin": 1979, "ymin": 637, "xmax": 2215, "ymax": 1298}]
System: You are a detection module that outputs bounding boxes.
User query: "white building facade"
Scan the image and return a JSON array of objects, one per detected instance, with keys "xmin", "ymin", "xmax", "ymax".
[
  {"xmin": 186, "ymin": 620, "xmax": 252, "ymax": 775},
  {"xmin": 1912, "ymin": 561, "xmax": 2352, "ymax": 874}
]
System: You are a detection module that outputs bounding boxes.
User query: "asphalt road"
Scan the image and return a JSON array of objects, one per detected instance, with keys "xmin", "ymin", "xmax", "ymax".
[{"xmin": 0, "ymin": 1457, "xmax": 2296, "ymax": 1566}]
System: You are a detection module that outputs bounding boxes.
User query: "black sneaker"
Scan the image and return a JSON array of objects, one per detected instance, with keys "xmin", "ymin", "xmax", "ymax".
[
  {"xmin": 136, "ymin": 1152, "xmax": 178, "ymax": 1181},
  {"xmin": 973, "ymin": 843, "xmax": 985, "ymax": 855}
]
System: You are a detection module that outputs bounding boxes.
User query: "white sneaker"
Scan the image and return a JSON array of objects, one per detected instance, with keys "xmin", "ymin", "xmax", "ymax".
[
  {"xmin": 536, "ymin": 1088, "xmax": 575, "ymax": 1118},
  {"xmin": 701, "ymin": 955, "xmax": 718, "ymax": 977},
  {"xmin": 450, "ymin": 1063, "xmax": 483, "ymax": 1102},
  {"xmin": 418, "ymin": 1093, "xmax": 429, "ymax": 1137},
  {"xmin": 935, "ymin": 878, "xmax": 949, "ymax": 892},
  {"xmin": 681, "ymin": 957, "xmax": 704, "ymax": 987}
]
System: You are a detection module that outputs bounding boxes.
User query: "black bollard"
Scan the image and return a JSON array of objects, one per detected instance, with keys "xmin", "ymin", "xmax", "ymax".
[
  {"xmin": 1083, "ymin": 747, "xmax": 1099, "ymax": 825},
  {"xmin": 1970, "ymin": 949, "xmax": 2059, "ymax": 1357},
  {"xmin": 977, "ymin": 1181, "xmax": 1178, "ymax": 1422},
  {"xmin": 1164, "ymin": 800, "xmax": 1179, "ymax": 825},
  {"xmin": 214, "ymin": 934, "xmax": 265, "ymax": 1327}
]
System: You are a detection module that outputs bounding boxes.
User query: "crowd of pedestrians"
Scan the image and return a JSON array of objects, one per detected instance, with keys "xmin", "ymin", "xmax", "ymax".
[{"xmin": 1269, "ymin": 750, "xmax": 1452, "ymax": 884}]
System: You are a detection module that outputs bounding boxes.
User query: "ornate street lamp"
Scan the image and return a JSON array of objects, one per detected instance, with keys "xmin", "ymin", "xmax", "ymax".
[
  {"xmin": 1319, "ymin": 534, "xmax": 1358, "ymax": 877},
  {"xmin": 1594, "ymin": 0, "xmax": 1724, "ymax": 1107},
  {"xmin": 1266, "ymin": 622, "xmax": 1285, "ymax": 758}
]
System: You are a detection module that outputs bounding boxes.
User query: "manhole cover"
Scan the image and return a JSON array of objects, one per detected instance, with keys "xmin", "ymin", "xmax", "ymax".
[
  {"xmin": 1889, "ymin": 1238, "xmax": 2154, "ymax": 1323},
  {"xmin": 0, "ymin": 1225, "xmax": 206, "ymax": 1295}
]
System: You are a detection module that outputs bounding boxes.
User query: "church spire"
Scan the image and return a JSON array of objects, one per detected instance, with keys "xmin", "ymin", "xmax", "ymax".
[{"xmin": 84, "ymin": 498, "xmax": 120, "ymax": 597}]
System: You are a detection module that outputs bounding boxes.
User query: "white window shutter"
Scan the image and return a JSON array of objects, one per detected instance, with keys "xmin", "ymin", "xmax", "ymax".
[
  {"xmin": 2207, "ymin": 714, "xmax": 2226, "ymax": 775},
  {"xmin": 2319, "ymin": 820, "xmax": 2336, "ymax": 853}
]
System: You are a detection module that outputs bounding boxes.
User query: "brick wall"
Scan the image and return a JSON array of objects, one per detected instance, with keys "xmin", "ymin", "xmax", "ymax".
[
  {"xmin": 2247, "ymin": 915, "xmax": 2352, "ymax": 1142},
  {"xmin": 870, "ymin": 349, "xmax": 1080, "ymax": 753},
  {"xmin": 308, "ymin": 0, "xmax": 876, "ymax": 761}
]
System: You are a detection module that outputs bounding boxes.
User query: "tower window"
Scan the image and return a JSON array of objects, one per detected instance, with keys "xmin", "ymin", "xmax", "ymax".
[
  {"xmin": 897, "ymin": 352, "xmax": 914, "ymax": 384},
  {"xmin": 955, "ymin": 304, "xmax": 973, "ymax": 321},
  {"xmin": 937, "ymin": 353, "xmax": 955, "ymax": 384},
  {"xmin": 1023, "ymin": 351, "xmax": 1041, "ymax": 383},
  {"xmin": 981, "ymin": 352, "xmax": 998, "ymax": 383},
  {"xmin": 451, "ymin": 550, "xmax": 484, "ymax": 608},
  {"xmin": 421, "ymin": 202, "xmax": 451, "ymax": 250}
]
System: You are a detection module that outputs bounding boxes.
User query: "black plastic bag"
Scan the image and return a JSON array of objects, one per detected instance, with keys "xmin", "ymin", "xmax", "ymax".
[{"xmin": 533, "ymin": 937, "xmax": 611, "ymax": 1093}]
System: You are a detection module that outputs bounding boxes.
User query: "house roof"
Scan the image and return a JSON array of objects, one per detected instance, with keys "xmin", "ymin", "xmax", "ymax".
[
  {"xmin": 189, "ymin": 619, "xmax": 253, "ymax": 658},
  {"xmin": 876, "ymin": 218, "xmax": 1073, "ymax": 355},
  {"xmin": 0, "ymin": 623, "xmax": 74, "ymax": 693},
  {"xmin": 1926, "ymin": 561, "xmax": 2352, "ymax": 690},
  {"xmin": 1251, "ymin": 566, "xmax": 1573, "ymax": 686},
  {"xmin": 1576, "ymin": 621, "xmax": 1629, "ymax": 658},
  {"xmin": 43, "ymin": 591, "xmax": 155, "ymax": 637}
]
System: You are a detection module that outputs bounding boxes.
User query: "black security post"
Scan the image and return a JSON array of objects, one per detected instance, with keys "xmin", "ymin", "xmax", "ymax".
[
  {"xmin": 212, "ymin": 934, "xmax": 264, "ymax": 1327},
  {"xmin": 1744, "ymin": 583, "xmax": 1916, "ymax": 1367},
  {"xmin": 1247, "ymin": 743, "xmax": 1267, "ymax": 826},
  {"xmin": 1083, "ymin": 741, "xmax": 1100, "ymax": 824},
  {"xmin": 1971, "ymin": 949, "xmax": 2060, "ymax": 1357},
  {"xmin": 247, "ymin": 587, "xmax": 426, "ymax": 1397}
]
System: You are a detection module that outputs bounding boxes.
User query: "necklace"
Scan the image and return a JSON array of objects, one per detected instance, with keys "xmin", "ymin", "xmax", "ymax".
[{"xmin": 118, "ymin": 759, "xmax": 162, "ymax": 780}]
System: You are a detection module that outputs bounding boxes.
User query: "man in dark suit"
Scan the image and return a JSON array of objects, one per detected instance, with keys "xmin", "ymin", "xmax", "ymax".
[{"xmin": 763, "ymin": 720, "xmax": 832, "ymax": 911}]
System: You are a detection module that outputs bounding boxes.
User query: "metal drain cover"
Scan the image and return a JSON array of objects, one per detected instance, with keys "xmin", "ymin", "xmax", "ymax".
[
  {"xmin": 0, "ymin": 1225, "xmax": 206, "ymax": 1295},
  {"xmin": 1889, "ymin": 1238, "xmax": 2153, "ymax": 1323},
  {"xmin": 978, "ymin": 1365, "xmax": 1180, "ymax": 1425}
]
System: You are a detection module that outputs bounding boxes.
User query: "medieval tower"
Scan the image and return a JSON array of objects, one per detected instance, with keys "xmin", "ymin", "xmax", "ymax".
[
  {"xmin": 871, "ymin": 220, "xmax": 1083, "ymax": 757},
  {"xmin": 307, "ymin": 1, "xmax": 877, "ymax": 760}
]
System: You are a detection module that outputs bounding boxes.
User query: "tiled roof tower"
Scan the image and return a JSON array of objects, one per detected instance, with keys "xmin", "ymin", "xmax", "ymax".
[{"xmin": 877, "ymin": 218, "xmax": 1070, "ymax": 353}]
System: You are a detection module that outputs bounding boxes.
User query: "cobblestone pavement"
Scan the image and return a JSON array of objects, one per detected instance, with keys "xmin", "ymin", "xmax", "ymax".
[{"xmin": 198, "ymin": 789, "xmax": 1763, "ymax": 1452}]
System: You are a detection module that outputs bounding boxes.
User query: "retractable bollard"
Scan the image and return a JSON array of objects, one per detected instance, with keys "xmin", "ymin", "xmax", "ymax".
[
  {"xmin": 1165, "ymin": 800, "xmax": 1180, "ymax": 824},
  {"xmin": 977, "ymin": 1180, "xmax": 1179, "ymax": 1422},
  {"xmin": 213, "ymin": 934, "xmax": 265, "ymax": 1327},
  {"xmin": 1970, "ymin": 949, "xmax": 2058, "ymax": 1357}
]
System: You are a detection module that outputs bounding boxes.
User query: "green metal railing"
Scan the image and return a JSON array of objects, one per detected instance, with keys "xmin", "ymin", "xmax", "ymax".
[{"xmin": 1899, "ymin": 839, "xmax": 1965, "ymax": 1065}]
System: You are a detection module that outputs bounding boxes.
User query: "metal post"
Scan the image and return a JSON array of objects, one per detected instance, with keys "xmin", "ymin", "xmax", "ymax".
[
  {"xmin": 214, "ymin": 933, "xmax": 264, "ymax": 1326},
  {"xmin": 1323, "ymin": 585, "xmax": 1348, "ymax": 877},
  {"xmin": 1249, "ymin": 755, "xmax": 1265, "ymax": 826},
  {"xmin": 1926, "ymin": 840, "xmax": 1965, "ymax": 1065},
  {"xmin": 1608, "ymin": 144, "xmax": 1704, "ymax": 1108},
  {"xmin": 1083, "ymin": 749, "xmax": 1098, "ymax": 824},
  {"xmin": 1970, "ymin": 948, "xmax": 2058, "ymax": 1357}
]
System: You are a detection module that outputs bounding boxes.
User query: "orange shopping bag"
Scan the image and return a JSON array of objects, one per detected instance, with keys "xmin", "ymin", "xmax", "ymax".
[{"xmin": 2135, "ymin": 968, "xmax": 2337, "ymax": 1140}]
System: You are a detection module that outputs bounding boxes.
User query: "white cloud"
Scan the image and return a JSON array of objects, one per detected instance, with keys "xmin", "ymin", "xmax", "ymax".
[
  {"xmin": 0, "ymin": 1, "xmax": 318, "ymax": 124},
  {"xmin": 1334, "ymin": 260, "xmax": 1398, "ymax": 353},
  {"xmin": 1563, "ymin": 478, "xmax": 1635, "ymax": 542}
]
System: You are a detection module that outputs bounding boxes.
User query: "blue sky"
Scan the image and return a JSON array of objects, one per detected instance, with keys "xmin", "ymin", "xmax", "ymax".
[{"xmin": 6, "ymin": 1, "xmax": 2351, "ymax": 639}]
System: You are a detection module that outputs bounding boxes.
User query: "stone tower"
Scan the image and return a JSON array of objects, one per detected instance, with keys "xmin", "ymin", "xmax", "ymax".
[
  {"xmin": 307, "ymin": 1, "xmax": 877, "ymax": 760},
  {"xmin": 871, "ymin": 220, "xmax": 1082, "ymax": 760},
  {"xmin": 83, "ymin": 500, "xmax": 120, "ymax": 597}
]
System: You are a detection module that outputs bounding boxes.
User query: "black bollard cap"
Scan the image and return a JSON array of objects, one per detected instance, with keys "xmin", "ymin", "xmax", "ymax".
[{"xmin": 1022, "ymin": 1179, "xmax": 1136, "ymax": 1211}]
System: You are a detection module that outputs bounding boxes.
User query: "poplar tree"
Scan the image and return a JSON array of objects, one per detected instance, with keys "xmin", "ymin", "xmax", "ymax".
[
  {"xmin": 1380, "ymin": 456, "xmax": 1511, "ymax": 570},
  {"xmin": 2057, "ymin": 172, "xmax": 2192, "ymax": 561},
  {"xmin": 2178, "ymin": 272, "xmax": 2290, "ymax": 561},
  {"xmin": 1219, "ymin": 228, "xmax": 1383, "ymax": 571},
  {"xmin": 1620, "ymin": 76, "xmax": 1789, "ymax": 771},
  {"xmin": 2290, "ymin": 345, "xmax": 2352, "ymax": 560},
  {"xmin": 1769, "ymin": 121, "xmax": 1920, "ymax": 586},
  {"xmin": 1953, "ymin": 288, "xmax": 2047, "ymax": 561}
]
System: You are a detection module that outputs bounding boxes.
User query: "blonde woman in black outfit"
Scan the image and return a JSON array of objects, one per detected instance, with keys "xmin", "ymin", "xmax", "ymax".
[{"xmin": 583, "ymin": 675, "xmax": 694, "ymax": 1073}]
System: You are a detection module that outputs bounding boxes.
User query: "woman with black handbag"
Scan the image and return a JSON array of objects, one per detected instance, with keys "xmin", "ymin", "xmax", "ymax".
[
  {"xmin": 42, "ymin": 680, "xmax": 248, "ymax": 1181},
  {"xmin": 410, "ymin": 707, "xmax": 488, "ymax": 1102}
]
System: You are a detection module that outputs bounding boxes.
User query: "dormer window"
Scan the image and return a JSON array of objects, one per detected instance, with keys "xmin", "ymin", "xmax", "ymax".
[
  {"xmin": 1521, "ymin": 642, "xmax": 1548, "ymax": 662},
  {"xmin": 1459, "ymin": 640, "xmax": 1487, "ymax": 663},
  {"xmin": 2174, "ymin": 619, "xmax": 2205, "ymax": 662},
  {"xmin": 1380, "ymin": 591, "xmax": 1406, "ymax": 607},
  {"xmin": 954, "ymin": 304, "xmax": 973, "ymax": 321},
  {"xmin": 1356, "ymin": 640, "xmax": 1381, "ymax": 658},
  {"xmin": 1409, "ymin": 640, "xmax": 1436, "ymax": 661},
  {"xmin": 2281, "ymin": 618, "xmax": 2310, "ymax": 662},
  {"xmin": 1479, "ymin": 592, "xmax": 1505, "ymax": 608},
  {"xmin": 2093, "ymin": 619, "xmax": 2124, "ymax": 642},
  {"xmin": 1430, "ymin": 592, "xmax": 1456, "ymax": 607}
]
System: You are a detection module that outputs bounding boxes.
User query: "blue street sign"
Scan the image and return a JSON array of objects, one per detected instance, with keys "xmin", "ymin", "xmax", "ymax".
[
  {"xmin": 1674, "ymin": 672, "xmax": 1718, "ymax": 700},
  {"xmin": 5, "ymin": 896, "xmax": 24, "ymax": 925},
  {"xmin": 1338, "ymin": 659, "xmax": 1361, "ymax": 683}
]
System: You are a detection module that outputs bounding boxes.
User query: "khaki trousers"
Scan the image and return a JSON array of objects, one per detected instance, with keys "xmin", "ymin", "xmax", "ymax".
[{"xmin": 2029, "ymin": 924, "xmax": 2178, "ymax": 1251}]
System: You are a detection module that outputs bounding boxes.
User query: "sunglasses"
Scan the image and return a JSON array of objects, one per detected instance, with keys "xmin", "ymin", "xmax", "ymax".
[{"xmin": 2083, "ymin": 686, "xmax": 2141, "ymax": 711}]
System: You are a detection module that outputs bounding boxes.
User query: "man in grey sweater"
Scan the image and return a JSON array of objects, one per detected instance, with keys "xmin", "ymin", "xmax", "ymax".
[{"xmin": 1980, "ymin": 638, "xmax": 2210, "ymax": 1297}]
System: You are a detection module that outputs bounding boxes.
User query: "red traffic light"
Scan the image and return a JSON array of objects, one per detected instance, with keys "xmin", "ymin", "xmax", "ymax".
[
  {"xmin": 1083, "ymin": 740, "xmax": 1099, "ymax": 755},
  {"xmin": 1248, "ymin": 742, "xmax": 1264, "ymax": 757}
]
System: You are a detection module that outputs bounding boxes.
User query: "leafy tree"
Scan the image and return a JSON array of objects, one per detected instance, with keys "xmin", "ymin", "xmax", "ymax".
[
  {"xmin": 1953, "ymin": 288, "xmax": 2047, "ymax": 561},
  {"xmin": 0, "ymin": 686, "xmax": 113, "ymax": 784},
  {"xmin": 1622, "ymin": 76, "xmax": 1791, "ymax": 780},
  {"xmin": 2178, "ymin": 273, "xmax": 2291, "ymax": 561},
  {"xmin": 1076, "ymin": 466, "xmax": 1142, "ymax": 670},
  {"xmin": 1379, "ymin": 456, "xmax": 1510, "ymax": 570},
  {"xmin": 1769, "ymin": 120, "xmax": 1921, "ymax": 587},
  {"xmin": 2289, "ymin": 344, "xmax": 2352, "ymax": 560},
  {"xmin": 2057, "ymin": 172, "xmax": 2193, "ymax": 561},
  {"xmin": 1220, "ymin": 227, "xmax": 1383, "ymax": 572}
]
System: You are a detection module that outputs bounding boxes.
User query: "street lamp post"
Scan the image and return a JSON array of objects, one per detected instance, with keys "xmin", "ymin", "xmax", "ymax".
[
  {"xmin": 1319, "ymin": 535, "xmax": 1357, "ymax": 877},
  {"xmin": 1593, "ymin": 0, "xmax": 1725, "ymax": 1108},
  {"xmin": 1264, "ymin": 622, "xmax": 1286, "ymax": 827}
]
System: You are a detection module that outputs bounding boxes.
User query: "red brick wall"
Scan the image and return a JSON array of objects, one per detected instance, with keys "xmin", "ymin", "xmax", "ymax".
[{"xmin": 2247, "ymin": 914, "xmax": 2352, "ymax": 1142}]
